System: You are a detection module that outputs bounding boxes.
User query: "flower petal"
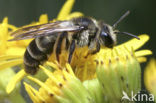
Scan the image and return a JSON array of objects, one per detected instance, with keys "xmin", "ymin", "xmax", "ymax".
[
  {"xmin": 8, "ymin": 24, "xmax": 18, "ymax": 32},
  {"xmin": 137, "ymin": 57, "xmax": 147, "ymax": 63},
  {"xmin": 27, "ymin": 76, "xmax": 54, "ymax": 95},
  {"xmin": 57, "ymin": 0, "xmax": 75, "ymax": 20},
  {"xmin": 39, "ymin": 14, "xmax": 48, "ymax": 24},
  {"xmin": 0, "ymin": 55, "xmax": 22, "ymax": 61},
  {"xmin": 24, "ymin": 82, "xmax": 40, "ymax": 103},
  {"xmin": 117, "ymin": 34, "xmax": 149, "ymax": 51},
  {"xmin": 39, "ymin": 65, "xmax": 59, "ymax": 85},
  {"xmin": 0, "ymin": 59, "xmax": 23, "ymax": 70},
  {"xmin": 6, "ymin": 69, "xmax": 26, "ymax": 94},
  {"xmin": 135, "ymin": 49, "xmax": 152, "ymax": 57},
  {"xmin": 6, "ymin": 47, "xmax": 25, "ymax": 56},
  {"xmin": 144, "ymin": 59, "xmax": 156, "ymax": 97},
  {"xmin": 65, "ymin": 12, "xmax": 83, "ymax": 20}
]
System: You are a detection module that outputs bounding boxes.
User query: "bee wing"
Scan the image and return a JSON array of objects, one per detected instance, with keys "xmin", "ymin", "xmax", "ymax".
[{"xmin": 9, "ymin": 21, "xmax": 84, "ymax": 41}]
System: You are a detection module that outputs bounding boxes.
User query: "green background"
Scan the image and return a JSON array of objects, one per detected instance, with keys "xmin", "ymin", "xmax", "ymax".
[{"xmin": 0, "ymin": 0, "xmax": 155, "ymax": 102}]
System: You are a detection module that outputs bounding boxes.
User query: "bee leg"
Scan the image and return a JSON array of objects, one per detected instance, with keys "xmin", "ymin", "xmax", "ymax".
[
  {"xmin": 90, "ymin": 41, "xmax": 100, "ymax": 54},
  {"xmin": 85, "ymin": 41, "xmax": 100, "ymax": 58},
  {"xmin": 56, "ymin": 32, "xmax": 67, "ymax": 62},
  {"xmin": 68, "ymin": 40, "xmax": 76, "ymax": 63}
]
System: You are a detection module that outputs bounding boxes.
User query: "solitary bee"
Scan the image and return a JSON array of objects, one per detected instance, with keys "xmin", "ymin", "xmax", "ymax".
[{"xmin": 9, "ymin": 11, "xmax": 139, "ymax": 75}]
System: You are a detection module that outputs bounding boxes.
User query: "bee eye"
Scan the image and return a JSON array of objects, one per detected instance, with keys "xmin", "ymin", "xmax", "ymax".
[
  {"xmin": 100, "ymin": 31, "xmax": 114, "ymax": 48},
  {"xmin": 101, "ymin": 31, "xmax": 108, "ymax": 37}
]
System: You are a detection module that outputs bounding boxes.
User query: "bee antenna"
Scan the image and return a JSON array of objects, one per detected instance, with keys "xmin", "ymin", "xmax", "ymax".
[
  {"xmin": 115, "ymin": 31, "xmax": 140, "ymax": 40},
  {"xmin": 113, "ymin": 11, "xmax": 130, "ymax": 28}
]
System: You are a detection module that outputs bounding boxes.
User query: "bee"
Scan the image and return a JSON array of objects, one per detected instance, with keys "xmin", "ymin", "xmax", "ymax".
[{"xmin": 9, "ymin": 11, "xmax": 139, "ymax": 75}]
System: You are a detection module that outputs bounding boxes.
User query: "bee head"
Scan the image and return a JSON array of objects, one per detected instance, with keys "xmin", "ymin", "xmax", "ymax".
[
  {"xmin": 99, "ymin": 11, "xmax": 140, "ymax": 48},
  {"xmin": 99, "ymin": 22, "xmax": 116, "ymax": 48}
]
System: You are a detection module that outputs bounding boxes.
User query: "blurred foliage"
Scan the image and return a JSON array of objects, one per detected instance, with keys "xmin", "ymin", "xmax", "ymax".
[{"xmin": 0, "ymin": 68, "xmax": 25, "ymax": 103}]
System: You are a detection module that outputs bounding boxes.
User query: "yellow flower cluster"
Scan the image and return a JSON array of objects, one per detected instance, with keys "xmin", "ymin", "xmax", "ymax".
[
  {"xmin": 24, "ymin": 62, "xmax": 77, "ymax": 103},
  {"xmin": 23, "ymin": 44, "xmax": 143, "ymax": 103}
]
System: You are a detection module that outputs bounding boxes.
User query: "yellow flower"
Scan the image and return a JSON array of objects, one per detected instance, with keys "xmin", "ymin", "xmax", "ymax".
[
  {"xmin": 23, "ymin": 47, "xmax": 141, "ymax": 103},
  {"xmin": 144, "ymin": 59, "xmax": 156, "ymax": 98},
  {"xmin": 24, "ymin": 62, "xmax": 94, "ymax": 103},
  {"xmin": 0, "ymin": 14, "xmax": 49, "ymax": 56},
  {"xmin": 0, "ymin": 14, "xmax": 48, "ymax": 70},
  {"xmin": 0, "ymin": 0, "xmax": 151, "ymax": 98},
  {"xmin": 71, "ymin": 34, "xmax": 152, "ymax": 81}
]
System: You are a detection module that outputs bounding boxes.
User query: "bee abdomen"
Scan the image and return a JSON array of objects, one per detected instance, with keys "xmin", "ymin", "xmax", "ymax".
[
  {"xmin": 27, "ymin": 40, "xmax": 47, "ymax": 61},
  {"xmin": 24, "ymin": 64, "xmax": 38, "ymax": 75},
  {"xmin": 35, "ymin": 36, "xmax": 56, "ymax": 54},
  {"xmin": 24, "ymin": 49, "xmax": 40, "ymax": 74},
  {"xmin": 24, "ymin": 35, "xmax": 57, "ymax": 75}
]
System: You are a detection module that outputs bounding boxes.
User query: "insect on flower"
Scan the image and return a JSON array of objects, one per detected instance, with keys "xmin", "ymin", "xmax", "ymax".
[{"xmin": 8, "ymin": 11, "xmax": 140, "ymax": 75}]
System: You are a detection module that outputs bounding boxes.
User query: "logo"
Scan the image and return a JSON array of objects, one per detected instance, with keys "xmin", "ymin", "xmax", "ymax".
[{"xmin": 121, "ymin": 91, "xmax": 154, "ymax": 102}]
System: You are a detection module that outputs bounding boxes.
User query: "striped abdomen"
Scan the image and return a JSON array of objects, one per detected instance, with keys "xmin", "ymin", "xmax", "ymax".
[{"xmin": 24, "ymin": 34, "xmax": 57, "ymax": 75}]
